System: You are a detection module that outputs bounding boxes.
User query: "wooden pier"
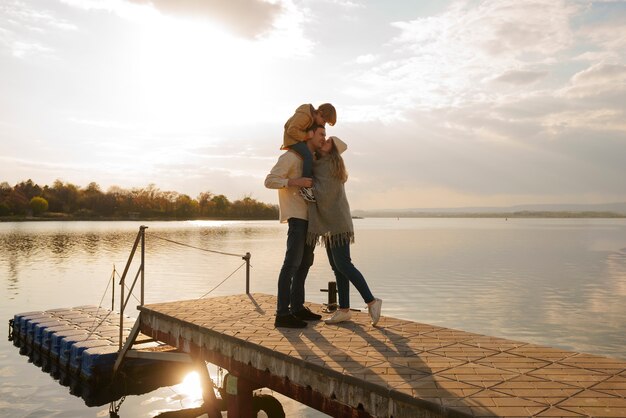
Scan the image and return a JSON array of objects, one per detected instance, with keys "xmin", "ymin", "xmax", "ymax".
[
  {"xmin": 136, "ymin": 293, "xmax": 626, "ymax": 417},
  {"xmin": 10, "ymin": 293, "xmax": 626, "ymax": 417}
]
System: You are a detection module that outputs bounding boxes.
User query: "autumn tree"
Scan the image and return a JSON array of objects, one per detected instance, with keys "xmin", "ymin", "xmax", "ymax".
[
  {"xmin": 0, "ymin": 182, "xmax": 11, "ymax": 215},
  {"xmin": 5, "ymin": 188, "xmax": 29, "ymax": 215},
  {"xmin": 197, "ymin": 191, "xmax": 215, "ymax": 217},
  {"xmin": 14, "ymin": 179, "xmax": 42, "ymax": 200},
  {"xmin": 210, "ymin": 194, "xmax": 230, "ymax": 217},
  {"xmin": 43, "ymin": 180, "xmax": 79, "ymax": 213},
  {"xmin": 0, "ymin": 179, "xmax": 278, "ymax": 219},
  {"xmin": 175, "ymin": 194, "xmax": 198, "ymax": 218}
]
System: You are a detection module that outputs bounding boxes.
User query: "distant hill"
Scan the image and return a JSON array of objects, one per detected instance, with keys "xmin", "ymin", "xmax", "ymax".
[{"xmin": 352, "ymin": 202, "xmax": 626, "ymax": 218}]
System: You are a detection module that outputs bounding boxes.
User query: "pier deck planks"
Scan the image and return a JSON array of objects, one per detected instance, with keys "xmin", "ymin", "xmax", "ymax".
[{"xmin": 138, "ymin": 293, "xmax": 626, "ymax": 417}]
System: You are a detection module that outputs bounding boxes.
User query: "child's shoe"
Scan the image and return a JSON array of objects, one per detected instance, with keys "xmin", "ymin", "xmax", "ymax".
[{"xmin": 299, "ymin": 187, "xmax": 316, "ymax": 202}]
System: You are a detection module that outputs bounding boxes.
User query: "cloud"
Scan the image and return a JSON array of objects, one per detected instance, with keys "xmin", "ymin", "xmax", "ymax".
[
  {"xmin": 564, "ymin": 62, "xmax": 626, "ymax": 98},
  {"xmin": 57, "ymin": 0, "xmax": 312, "ymax": 57},
  {"xmin": 10, "ymin": 40, "xmax": 54, "ymax": 58},
  {"xmin": 344, "ymin": 0, "xmax": 584, "ymax": 116},
  {"xmin": 1, "ymin": 1, "xmax": 78, "ymax": 32},
  {"xmin": 127, "ymin": 0, "xmax": 283, "ymax": 38},
  {"xmin": 492, "ymin": 70, "xmax": 547, "ymax": 85},
  {"xmin": 391, "ymin": 0, "xmax": 579, "ymax": 58},
  {"xmin": 0, "ymin": 1, "xmax": 76, "ymax": 58},
  {"xmin": 577, "ymin": 8, "xmax": 626, "ymax": 61},
  {"xmin": 68, "ymin": 117, "xmax": 137, "ymax": 130},
  {"xmin": 322, "ymin": 0, "xmax": 363, "ymax": 8},
  {"xmin": 572, "ymin": 62, "xmax": 626, "ymax": 84},
  {"xmin": 355, "ymin": 54, "xmax": 378, "ymax": 64}
]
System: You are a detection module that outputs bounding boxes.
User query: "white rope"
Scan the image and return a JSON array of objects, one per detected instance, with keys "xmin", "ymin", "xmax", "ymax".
[
  {"xmin": 198, "ymin": 261, "xmax": 248, "ymax": 299},
  {"xmin": 151, "ymin": 234, "xmax": 245, "ymax": 258}
]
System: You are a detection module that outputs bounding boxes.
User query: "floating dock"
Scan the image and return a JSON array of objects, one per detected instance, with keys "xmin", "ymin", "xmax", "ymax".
[
  {"xmin": 10, "ymin": 305, "xmax": 192, "ymax": 406},
  {"xmin": 136, "ymin": 293, "xmax": 626, "ymax": 417}
]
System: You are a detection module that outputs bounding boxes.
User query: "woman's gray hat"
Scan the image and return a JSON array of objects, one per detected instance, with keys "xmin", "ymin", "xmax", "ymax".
[{"xmin": 329, "ymin": 136, "xmax": 347, "ymax": 154}]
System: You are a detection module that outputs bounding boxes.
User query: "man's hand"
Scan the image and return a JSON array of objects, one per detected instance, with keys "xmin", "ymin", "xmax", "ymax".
[{"xmin": 288, "ymin": 177, "xmax": 313, "ymax": 188}]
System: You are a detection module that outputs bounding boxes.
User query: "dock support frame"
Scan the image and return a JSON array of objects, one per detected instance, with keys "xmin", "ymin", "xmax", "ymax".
[
  {"xmin": 224, "ymin": 373, "xmax": 260, "ymax": 418},
  {"xmin": 142, "ymin": 323, "xmax": 375, "ymax": 418}
]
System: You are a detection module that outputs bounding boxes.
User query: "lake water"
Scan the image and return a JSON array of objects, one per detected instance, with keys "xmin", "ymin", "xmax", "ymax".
[{"xmin": 1, "ymin": 218, "xmax": 625, "ymax": 417}]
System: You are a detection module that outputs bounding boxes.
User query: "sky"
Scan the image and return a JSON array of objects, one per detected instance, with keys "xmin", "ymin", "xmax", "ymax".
[{"xmin": 1, "ymin": 0, "xmax": 625, "ymax": 210}]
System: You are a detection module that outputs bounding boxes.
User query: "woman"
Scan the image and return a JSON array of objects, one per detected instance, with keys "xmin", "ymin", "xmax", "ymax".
[{"xmin": 307, "ymin": 136, "xmax": 382, "ymax": 325}]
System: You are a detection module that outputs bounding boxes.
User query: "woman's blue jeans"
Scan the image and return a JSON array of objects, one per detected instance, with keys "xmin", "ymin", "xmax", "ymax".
[
  {"xmin": 325, "ymin": 241, "xmax": 374, "ymax": 309},
  {"xmin": 277, "ymin": 218, "xmax": 315, "ymax": 316}
]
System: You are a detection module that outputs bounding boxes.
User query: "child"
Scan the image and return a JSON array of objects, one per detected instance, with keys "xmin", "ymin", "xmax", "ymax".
[{"xmin": 282, "ymin": 103, "xmax": 336, "ymax": 202}]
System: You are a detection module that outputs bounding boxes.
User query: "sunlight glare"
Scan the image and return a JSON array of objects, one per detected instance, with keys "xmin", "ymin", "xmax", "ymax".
[
  {"xmin": 176, "ymin": 371, "xmax": 204, "ymax": 402},
  {"xmin": 127, "ymin": 13, "xmax": 280, "ymax": 129}
]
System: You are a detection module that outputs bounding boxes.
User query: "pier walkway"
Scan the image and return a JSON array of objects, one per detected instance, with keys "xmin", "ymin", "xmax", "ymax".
[{"xmin": 137, "ymin": 293, "xmax": 626, "ymax": 417}]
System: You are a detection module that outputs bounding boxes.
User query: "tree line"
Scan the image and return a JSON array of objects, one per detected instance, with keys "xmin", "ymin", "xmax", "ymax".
[{"xmin": 0, "ymin": 179, "xmax": 278, "ymax": 220}]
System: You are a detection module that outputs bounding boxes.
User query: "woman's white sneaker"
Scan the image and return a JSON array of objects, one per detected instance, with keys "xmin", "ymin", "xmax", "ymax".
[
  {"xmin": 324, "ymin": 309, "xmax": 352, "ymax": 324},
  {"xmin": 368, "ymin": 298, "xmax": 382, "ymax": 326}
]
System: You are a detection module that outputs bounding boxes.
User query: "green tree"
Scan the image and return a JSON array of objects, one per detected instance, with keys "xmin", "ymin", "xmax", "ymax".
[
  {"xmin": 80, "ymin": 182, "xmax": 115, "ymax": 216},
  {"xmin": 43, "ymin": 180, "xmax": 79, "ymax": 213},
  {"xmin": 15, "ymin": 179, "xmax": 42, "ymax": 200},
  {"xmin": 231, "ymin": 196, "xmax": 256, "ymax": 218},
  {"xmin": 197, "ymin": 191, "xmax": 214, "ymax": 217},
  {"xmin": 30, "ymin": 196, "xmax": 49, "ymax": 215},
  {"xmin": 0, "ymin": 182, "xmax": 11, "ymax": 215},
  {"xmin": 0, "ymin": 181, "xmax": 11, "ymax": 197},
  {"xmin": 0, "ymin": 202, "xmax": 10, "ymax": 216},
  {"xmin": 106, "ymin": 185, "xmax": 131, "ymax": 215},
  {"xmin": 211, "ymin": 194, "xmax": 231, "ymax": 217},
  {"xmin": 175, "ymin": 194, "xmax": 198, "ymax": 218},
  {"xmin": 6, "ymin": 189, "xmax": 29, "ymax": 215},
  {"xmin": 231, "ymin": 195, "xmax": 279, "ymax": 219}
]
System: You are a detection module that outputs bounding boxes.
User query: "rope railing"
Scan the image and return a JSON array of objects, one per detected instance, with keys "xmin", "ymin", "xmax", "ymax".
[
  {"xmin": 115, "ymin": 226, "xmax": 252, "ymax": 349},
  {"xmin": 151, "ymin": 234, "xmax": 245, "ymax": 258},
  {"xmin": 197, "ymin": 261, "xmax": 248, "ymax": 299},
  {"xmin": 150, "ymin": 233, "xmax": 252, "ymax": 293}
]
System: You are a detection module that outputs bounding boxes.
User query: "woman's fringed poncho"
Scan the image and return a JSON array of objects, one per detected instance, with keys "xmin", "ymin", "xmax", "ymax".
[{"xmin": 306, "ymin": 156, "xmax": 354, "ymax": 248}]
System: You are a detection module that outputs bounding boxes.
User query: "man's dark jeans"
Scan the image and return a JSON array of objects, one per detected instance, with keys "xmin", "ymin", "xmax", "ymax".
[{"xmin": 277, "ymin": 218, "xmax": 314, "ymax": 316}]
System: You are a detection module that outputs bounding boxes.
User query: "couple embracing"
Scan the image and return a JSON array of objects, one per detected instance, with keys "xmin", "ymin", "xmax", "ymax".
[{"xmin": 264, "ymin": 103, "xmax": 382, "ymax": 329}]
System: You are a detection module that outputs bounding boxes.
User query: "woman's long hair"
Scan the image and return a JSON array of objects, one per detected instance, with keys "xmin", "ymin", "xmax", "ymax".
[{"xmin": 328, "ymin": 141, "xmax": 348, "ymax": 183}]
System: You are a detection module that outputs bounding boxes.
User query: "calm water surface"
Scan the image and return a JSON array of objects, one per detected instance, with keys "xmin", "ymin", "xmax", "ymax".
[{"xmin": 1, "ymin": 219, "xmax": 626, "ymax": 417}]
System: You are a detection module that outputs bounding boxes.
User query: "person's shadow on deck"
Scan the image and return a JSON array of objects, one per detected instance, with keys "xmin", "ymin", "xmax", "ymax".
[{"xmin": 275, "ymin": 315, "xmax": 473, "ymax": 416}]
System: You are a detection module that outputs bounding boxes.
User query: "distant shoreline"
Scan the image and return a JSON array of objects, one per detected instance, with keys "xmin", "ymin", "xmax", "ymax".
[
  {"xmin": 353, "ymin": 211, "xmax": 626, "ymax": 219},
  {"xmin": 2, "ymin": 211, "xmax": 626, "ymax": 222}
]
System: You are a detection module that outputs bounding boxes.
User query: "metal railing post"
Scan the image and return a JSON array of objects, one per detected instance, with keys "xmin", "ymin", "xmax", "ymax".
[
  {"xmin": 119, "ymin": 267, "xmax": 125, "ymax": 350},
  {"xmin": 118, "ymin": 228, "xmax": 142, "ymax": 350},
  {"xmin": 111, "ymin": 265, "xmax": 115, "ymax": 311},
  {"xmin": 140, "ymin": 225, "xmax": 147, "ymax": 306},
  {"xmin": 243, "ymin": 252, "xmax": 251, "ymax": 294}
]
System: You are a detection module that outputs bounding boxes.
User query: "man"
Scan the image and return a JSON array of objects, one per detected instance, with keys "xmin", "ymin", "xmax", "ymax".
[{"xmin": 265, "ymin": 124, "xmax": 327, "ymax": 328}]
